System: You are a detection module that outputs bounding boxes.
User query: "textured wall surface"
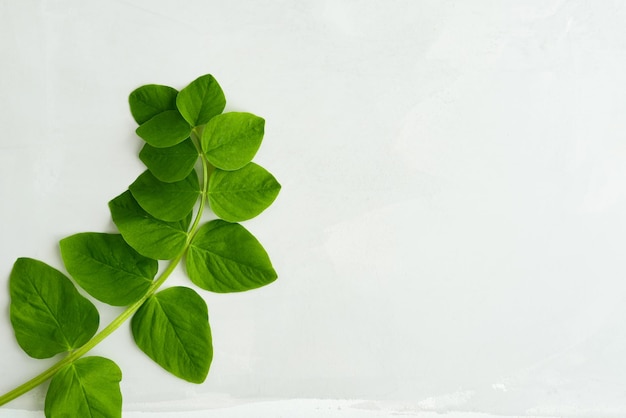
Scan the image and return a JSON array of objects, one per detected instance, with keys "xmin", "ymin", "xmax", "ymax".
[{"xmin": 1, "ymin": 1, "xmax": 625, "ymax": 416}]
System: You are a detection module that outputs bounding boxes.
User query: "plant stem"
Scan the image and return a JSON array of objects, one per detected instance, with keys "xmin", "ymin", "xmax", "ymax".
[{"xmin": 0, "ymin": 149, "xmax": 211, "ymax": 407}]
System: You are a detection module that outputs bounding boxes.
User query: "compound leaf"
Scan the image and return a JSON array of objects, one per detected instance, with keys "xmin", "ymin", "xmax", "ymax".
[
  {"xmin": 109, "ymin": 190, "xmax": 191, "ymax": 260},
  {"xmin": 129, "ymin": 84, "xmax": 178, "ymax": 125},
  {"xmin": 136, "ymin": 110, "xmax": 191, "ymax": 148},
  {"xmin": 9, "ymin": 258, "xmax": 99, "ymax": 359},
  {"xmin": 176, "ymin": 74, "xmax": 226, "ymax": 127},
  {"xmin": 129, "ymin": 170, "xmax": 199, "ymax": 222},
  {"xmin": 208, "ymin": 162, "xmax": 281, "ymax": 222},
  {"xmin": 201, "ymin": 112, "xmax": 264, "ymax": 171},
  {"xmin": 45, "ymin": 356, "xmax": 122, "ymax": 418},
  {"xmin": 132, "ymin": 286, "xmax": 212, "ymax": 383},
  {"xmin": 186, "ymin": 220, "xmax": 277, "ymax": 292},
  {"xmin": 139, "ymin": 138, "xmax": 199, "ymax": 183},
  {"xmin": 60, "ymin": 233, "xmax": 157, "ymax": 306}
]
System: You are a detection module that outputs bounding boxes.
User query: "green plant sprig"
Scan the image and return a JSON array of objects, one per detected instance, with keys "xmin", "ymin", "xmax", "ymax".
[{"xmin": 0, "ymin": 74, "xmax": 281, "ymax": 417}]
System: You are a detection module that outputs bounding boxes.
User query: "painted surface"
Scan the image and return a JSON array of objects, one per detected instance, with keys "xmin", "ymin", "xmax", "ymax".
[{"xmin": 1, "ymin": 0, "xmax": 626, "ymax": 416}]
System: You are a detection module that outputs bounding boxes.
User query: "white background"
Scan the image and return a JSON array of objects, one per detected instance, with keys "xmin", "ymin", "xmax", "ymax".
[{"xmin": 1, "ymin": 1, "xmax": 626, "ymax": 417}]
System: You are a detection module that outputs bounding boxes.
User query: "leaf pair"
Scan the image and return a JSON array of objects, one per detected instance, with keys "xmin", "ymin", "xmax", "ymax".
[
  {"xmin": 59, "ymin": 230, "xmax": 214, "ymax": 382},
  {"xmin": 137, "ymin": 146, "xmax": 281, "ymax": 224},
  {"xmin": 60, "ymin": 233, "xmax": 214, "ymax": 383},
  {"xmin": 108, "ymin": 190, "xmax": 279, "ymax": 293},
  {"xmin": 130, "ymin": 75, "xmax": 225, "ymax": 149}
]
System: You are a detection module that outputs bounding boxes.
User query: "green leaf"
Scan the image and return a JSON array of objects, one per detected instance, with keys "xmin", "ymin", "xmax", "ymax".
[
  {"xmin": 60, "ymin": 233, "xmax": 157, "ymax": 306},
  {"xmin": 208, "ymin": 163, "xmax": 281, "ymax": 222},
  {"xmin": 136, "ymin": 110, "xmax": 191, "ymax": 148},
  {"xmin": 186, "ymin": 220, "xmax": 277, "ymax": 292},
  {"xmin": 129, "ymin": 84, "xmax": 178, "ymax": 125},
  {"xmin": 109, "ymin": 190, "xmax": 191, "ymax": 260},
  {"xmin": 45, "ymin": 356, "xmax": 122, "ymax": 418},
  {"xmin": 132, "ymin": 286, "xmax": 212, "ymax": 383},
  {"xmin": 139, "ymin": 138, "xmax": 199, "ymax": 183},
  {"xmin": 129, "ymin": 169, "xmax": 199, "ymax": 222},
  {"xmin": 176, "ymin": 74, "xmax": 226, "ymax": 127},
  {"xmin": 9, "ymin": 258, "xmax": 99, "ymax": 359},
  {"xmin": 201, "ymin": 112, "xmax": 264, "ymax": 171}
]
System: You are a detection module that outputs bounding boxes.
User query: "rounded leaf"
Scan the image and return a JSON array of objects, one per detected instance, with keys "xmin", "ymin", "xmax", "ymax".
[
  {"xmin": 186, "ymin": 220, "xmax": 277, "ymax": 292},
  {"xmin": 132, "ymin": 286, "xmax": 212, "ymax": 383},
  {"xmin": 139, "ymin": 138, "xmax": 199, "ymax": 183},
  {"xmin": 201, "ymin": 112, "xmax": 265, "ymax": 171},
  {"xmin": 129, "ymin": 169, "xmax": 200, "ymax": 222},
  {"xmin": 176, "ymin": 74, "xmax": 226, "ymax": 127},
  {"xmin": 109, "ymin": 190, "xmax": 191, "ymax": 260},
  {"xmin": 45, "ymin": 356, "xmax": 122, "ymax": 418},
  {"xmin": 136, "ymin": 110, "xmax": 191, "ymax": 148},
  {"xmin": 9, "ymin": 258, "xmax": 99, "ymax": 358},
  {"xmin": 60, "ymin": 233, "xmax": 158, "ymax": 306},
  {"xmin": 208, "ymin": 162, "xmax": 281, "ymax": 222},
  {"xmin": 129, "ymin": 84, "xmax": 178, "ymax": 125}
]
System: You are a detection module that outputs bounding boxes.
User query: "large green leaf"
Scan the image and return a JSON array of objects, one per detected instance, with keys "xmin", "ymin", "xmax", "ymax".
[
  {"xmin": 186, "ymin": 220, "xmax": 277, "ymax": 292},
  {"xmin": 208, "ymin": 162, "xmax": 281, "ymax": 222},
  {"xmin": 135, "ymin": 110, "xmax": 191, "ymax": 148},
  {"xmin": 9, "ymin": 258, "xmax": 99, "ymax": 359},
  {"xmin": 176, "ymin": 74, "xmax": 226, "ymax": 127},
  {"xmin": 129, "ymin": 84, "xmax": 178, "ymax": 125},
  {"xmin": 109, "ymin": 190, "xmax": 191, "ymax": 260},
  {"xmin": 201, "ymin": 112, "xmax": 265, "ymax": 171},
  {"xmin": 139, "ymin": 138, "xmax": 199, "ymax": 183},
  {"xmin": 45, "ymin": 356, "xmax": 122, "ymax": 418},
  {"xmin": 129, "ymin": 169, "xmax": 199, "ymax": 222},
  {"xmin": 60, "ymin": 233, "xmax": 157, "ymax": 306},
  {"xmin": 132, "ymin": 286, "xmax": 212, "ymax": 383}
]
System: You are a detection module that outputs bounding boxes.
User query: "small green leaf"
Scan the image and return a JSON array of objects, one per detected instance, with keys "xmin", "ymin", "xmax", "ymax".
[
  {"xmin": 136, "ymin": 110, "xmax": 191, "ymax": 148},
  {"xmin": 186, "ymin": 220, "xmax": 277, "ymax": 292},
  {"xmin": 9, "ymin": 258, "xmax": 99, "ymax": 359},
  {"xmin": 208, "ymin": 163, "xmax": 281, "ymax": 222},
  {"xmin": 139, "ymin": 138, "xmax": 199, "ymax": 183},
  {"xmin": 60, "ymin": 233, "xmax": 158, "ymax": 306},
  {"xmin": 129, "ymin": 84, "xmax": 178, "ymax": 125},
  {"xmin": 45, "ymin": 356, "xmax": 122, "ymax": 418},
  {"xmin": 176, "ymin": 74, "xmax": 226, "ymax": 127},
  {"xmin": 129, "ymin": 169, "xmax": 199, "ymax": 222},
  {"xmin": 201, "ymin": 112, "xmax": 265, "ymax": 171},
  {"xmin": 132, "ymin": 286, "xmax": 212, "ymax": 383},
  {"xmin": 109, "ymin": 190, "xmax": 191, "ymax": 260}
]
